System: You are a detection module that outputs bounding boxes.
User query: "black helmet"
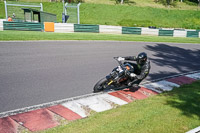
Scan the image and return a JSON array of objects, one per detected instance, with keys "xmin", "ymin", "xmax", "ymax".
[{"xmin": 137, "ymin": 52, "xmax": 147, "ymax": 65}]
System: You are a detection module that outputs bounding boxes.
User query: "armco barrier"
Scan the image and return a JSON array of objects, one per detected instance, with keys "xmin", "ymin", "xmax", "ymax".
[
  {"xmin": 141, "ymin": 28, "xmax": 159, "ymax": 36},
  {"xmin": 187, "ymin": 31, "xmax": 199, "ymax": 38},
  {"xmin": 0, "ymin": 22, "xmax": 3, "ymax": 31},
  {"xmin": 122, "ymin": 27, "xmax": 141, "ymax": 35},
  {"xmin": 99, "ymin": 25, "xmax": 121, "ymax": 34},
  {"xmin": 3, "ymin": 21, "xmax": 44, "ymax": 31},
  {"xmin": 54, "ymin": 23, "xmax": 74, "ymax": 33},
  {"xmin": 173, "ymin": 30, "xmax": 187, "ymax": 37},
  {"xmin": 74, "ymin": 24, "xmax": 99, "ymax": 33},
  {"xmin": 0, "ymin": 19, "xmax": 6, "ymax": 31},
  {"xmin": 2, "ymin": 19, "xmax": 200, "ymax": 38},
  {"xmin": 159, "ymin": 29, "xmax": 174, "ymax": 36}
]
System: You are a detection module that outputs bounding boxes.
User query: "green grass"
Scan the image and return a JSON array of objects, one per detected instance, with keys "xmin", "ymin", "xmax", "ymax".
[
  {"xmin": 41, "ymin": 81, "xmax": 200, "ymax": 133},
  {"xmin": 43, "ymin": 2, "xmax": 63, "ymax": 23},
  {"xmin": 0, "ymin": 30, "xmax": 200, "ymax": 44},
  {"xmin": 80, "ymin": 3, "xmax": 200, "ymax": 29},
  {"xmin": 84, "ymin": 0, "xmax": 199, "ymax": 10},
  {"xmin": 0, "ymin": 2, "xmax": 5, "ymax": 19},
  {"xmin": 1, "ymin": 1, "xmax": 200, "ymax": 29}
]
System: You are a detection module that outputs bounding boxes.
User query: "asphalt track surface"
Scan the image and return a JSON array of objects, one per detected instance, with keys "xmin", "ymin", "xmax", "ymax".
[{"xmin": 0, "ymin": 41, "xmax": 200, "ymax": 113}]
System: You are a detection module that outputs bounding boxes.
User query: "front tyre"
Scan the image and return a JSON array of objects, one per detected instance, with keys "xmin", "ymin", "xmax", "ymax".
[{"xmin": 93, "ymin": 77, "xmax": 109, "ymax": 93}]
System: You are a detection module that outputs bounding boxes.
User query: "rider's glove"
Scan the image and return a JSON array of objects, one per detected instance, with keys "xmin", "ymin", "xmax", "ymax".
[
  {"xmin": 117, "ymin": 57, "xmax": 125, "ymax": 61},
  {"xmin": 130, "ymin": 73, "xmax": 137, "ymax": 79},
  {"xmin": 125, "ymin": 69, "xmax": 130, "ymax": 76}
]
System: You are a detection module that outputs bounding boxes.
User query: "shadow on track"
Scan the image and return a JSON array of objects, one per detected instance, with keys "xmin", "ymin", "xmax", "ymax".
[
  {"xmin": 144, "ymin": 43, "xmax": 200, "ymax": 118},
  {"xmin": 145, "ymin": 43, "xmax": 200, "ymax": 79}
]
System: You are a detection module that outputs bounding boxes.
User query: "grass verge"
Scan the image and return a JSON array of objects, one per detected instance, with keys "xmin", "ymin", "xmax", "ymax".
[
  {"xmin": 41, "ymin": 81, "xmax": 200, "ymax": 133},
  {"xmin": 0, "ymin": 31, "xmax": 200, "ymax": 44}
]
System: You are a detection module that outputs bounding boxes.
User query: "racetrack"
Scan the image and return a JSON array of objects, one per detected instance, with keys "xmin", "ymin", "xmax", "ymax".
[{"xmin": 0, "ymin": 41, "xmax": 200, "ymax": 113}]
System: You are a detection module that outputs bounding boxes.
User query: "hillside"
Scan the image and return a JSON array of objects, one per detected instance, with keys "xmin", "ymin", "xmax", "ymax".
[
  {"xmin": 79, "ymin": 3, "xmax": 200, "ymax": 29},
  {"xmin": 84, "ymin": 0, "xmax": 198, "ymax": 10},
  {"xmin": 1, "ymin": 0, "xmax": 200, "ymax": 29}
]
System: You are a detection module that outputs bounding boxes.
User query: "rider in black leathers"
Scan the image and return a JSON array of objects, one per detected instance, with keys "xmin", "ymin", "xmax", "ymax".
[{"xmin": 117, "ymin": 52, "xmax": 150, "ymax": 87}]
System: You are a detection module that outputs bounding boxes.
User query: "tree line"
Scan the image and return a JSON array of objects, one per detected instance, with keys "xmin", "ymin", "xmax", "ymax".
[
  {"xmin": 154, "ymin": 0, "xmax": 199, "ymax": 6},
  {"xmin": 66, "ymin": 0, "xmax": 199, "ymax": 7}
]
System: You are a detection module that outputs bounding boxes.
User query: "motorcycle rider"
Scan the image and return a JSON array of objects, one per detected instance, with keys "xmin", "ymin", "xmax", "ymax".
[{"xmin": 117, "ymin": 52, "xmax": 150, "ymax": 87}]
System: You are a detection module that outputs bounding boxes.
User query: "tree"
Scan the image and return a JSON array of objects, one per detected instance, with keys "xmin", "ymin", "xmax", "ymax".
[
  {"xmin": 115, "ymin": 0, "xmax": 131, "ymax": 4},
  {"xmin": 155, "ymin": 0, "xmax": 177, "ymax": 7}
]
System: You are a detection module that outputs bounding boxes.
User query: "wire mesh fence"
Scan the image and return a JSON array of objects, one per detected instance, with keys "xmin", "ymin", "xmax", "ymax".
[
  {"xmin": 4, "ymin": 1, "xmax": 42, "ymax": 21},
  {"xmin": 65, "ymin": 3, "xmax": 80, "ymax": 24}
]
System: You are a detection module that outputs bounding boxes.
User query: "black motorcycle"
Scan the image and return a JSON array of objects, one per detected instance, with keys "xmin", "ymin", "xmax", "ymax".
[{"xmin": 93, "ymin": 57, "xmax": 135, "ymax": 93}]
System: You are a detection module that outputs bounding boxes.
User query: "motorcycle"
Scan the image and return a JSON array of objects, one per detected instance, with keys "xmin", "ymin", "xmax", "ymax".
[{"xmin": 93, "ymin": 57, "xmax": 135, "ymax": 93}]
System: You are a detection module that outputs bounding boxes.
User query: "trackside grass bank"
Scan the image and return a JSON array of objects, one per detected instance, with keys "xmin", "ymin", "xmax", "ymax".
[
  {"xmin": 0, "ymin": 31, "xmax": 200, "ymax": 44},
  {"xmin": 80, "ymin": 3, "xmax": 200, "ymax": 29},
  {"xmin": 42, "ymin": 81, "xmax": 200, "ymax": 133},
  {"xmin": 1, "ymin": 2, "xmax": 200, "ymax": 29}
]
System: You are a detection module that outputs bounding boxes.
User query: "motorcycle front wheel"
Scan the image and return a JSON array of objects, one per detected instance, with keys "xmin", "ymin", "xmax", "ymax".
[{"xmin": 93, "ymin": 77, "xmax": 109, "ymax": 93}]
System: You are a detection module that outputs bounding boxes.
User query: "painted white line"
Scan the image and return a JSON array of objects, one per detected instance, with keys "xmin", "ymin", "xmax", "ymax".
[{"xmin": 186, "ymin": 126, "xmax": 200, "ymax": 133}]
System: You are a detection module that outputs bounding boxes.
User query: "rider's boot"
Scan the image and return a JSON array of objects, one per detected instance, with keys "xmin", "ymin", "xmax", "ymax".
[{"xmin": 128, "ymin": 80, "xmax": 138, "ymax": 87}]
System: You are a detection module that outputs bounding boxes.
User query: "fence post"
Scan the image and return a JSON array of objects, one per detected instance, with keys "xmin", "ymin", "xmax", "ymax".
[
  {"xmin": 40, "ymin": 3, "xmax": 43, "ymax": 11},
  {"xmin": 4, "ymin": 1, "xmax": 8, "ymax": 20},
  {"xmin": 77, "ymin": 3, "xmax": 81, "ymax": 24}
]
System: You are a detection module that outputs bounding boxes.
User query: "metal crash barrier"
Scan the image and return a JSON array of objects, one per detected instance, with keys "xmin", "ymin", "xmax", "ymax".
[{"xmin": 3, "ymin": 21, "xmax": 44, "ymax": 31}]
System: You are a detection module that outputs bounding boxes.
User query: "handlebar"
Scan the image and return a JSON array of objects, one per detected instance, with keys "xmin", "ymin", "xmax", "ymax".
[
  {"xmin": 113, "ymin": 57, "xmax": 134, "ymax": 76},
  {"xmin": 113, "ymin": 57, "xmax": 125, "ymax": 71}
]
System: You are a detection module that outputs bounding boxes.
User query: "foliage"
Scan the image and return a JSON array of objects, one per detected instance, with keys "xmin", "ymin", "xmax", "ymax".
[
  {"xmin": 114, "ymin": 0, "xmax": 136, "ymax": 5},
  {"xmin": 185, "ymin": 0, "xmax": 198, "ymax": 5},
  {"xmin": 1, "ymin": 1, "xmax": 200, "ymax": 29},
  {"xmin": 0, "ymin": 2, "xmax": 5, "ymax": 19},
  {"xmin": 155, "ymin": 0, "xmax": 199, "ymax": 6},
  {"xmin": 80, "ymin": 3, "xmax": 200, "ymax": 29},
  {"xmin": 66, "ymin": 0, "xmax": 84, "ymax": 3},
  {"xmin": 155, "ymin": 0, "xmax": 178, "ymax": 7},
  {"xmin": 115, "ymin": 0, "xmax": 128, "ymax": 4},
  {"xmin": 186, "ymin": 0, "xmax": 198, "ymax": 4}
]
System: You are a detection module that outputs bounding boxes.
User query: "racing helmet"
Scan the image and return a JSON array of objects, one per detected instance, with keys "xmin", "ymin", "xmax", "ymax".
[{"xmin": 137, "ymin": 52, "xmax": 147, "ymax": 65}]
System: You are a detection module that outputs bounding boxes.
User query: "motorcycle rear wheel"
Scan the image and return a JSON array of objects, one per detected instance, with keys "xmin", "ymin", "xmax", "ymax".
[{"xmin": 93, "ymin": 77, "xmax": 109, "ymax": 93}]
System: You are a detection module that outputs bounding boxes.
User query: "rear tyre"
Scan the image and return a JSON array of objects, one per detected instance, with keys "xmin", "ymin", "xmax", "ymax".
[{"xmin": 93, "ymin": 77, "xmax": 109, "ymax": 93}]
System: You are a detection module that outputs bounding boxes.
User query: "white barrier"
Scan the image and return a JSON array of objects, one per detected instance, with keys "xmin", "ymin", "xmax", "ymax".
[
  {"xmin": 99, "ymin": 25, "xmax": 122, "ymax": 34},
  {"xmin": 54, "ymin": 23, "xmax": 74, "ymax": 33},
  {"xmin": 0, "ymin": 19, "xmax": 6, "ymax": 31},
  {"xmin": 141, "ymin": 28, "xmax": 159, "ymax": 36},
  {"xmin": 186, "ymin": 126, "xmax": 200, "ymax": 133},
  {"xmin": 0, "ymin": 22, "xmax": 3, "ymax": 31},
  {"xmin": 1, "ymin": 19, "xmax": 199, "ymax": 38},
  {"xmin": 173, "ymin": 30, "xmax": 187, "ymax": 37}
]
